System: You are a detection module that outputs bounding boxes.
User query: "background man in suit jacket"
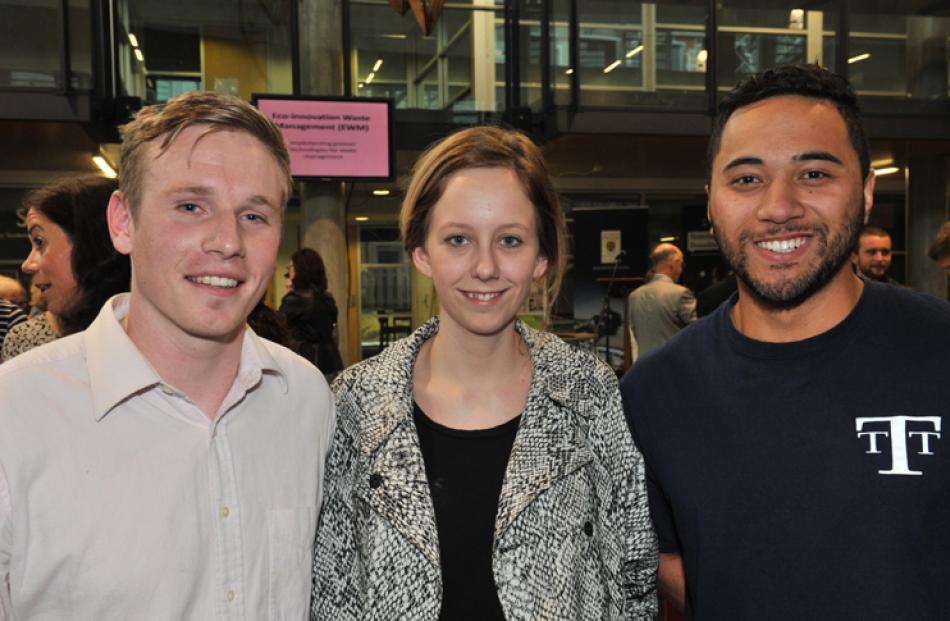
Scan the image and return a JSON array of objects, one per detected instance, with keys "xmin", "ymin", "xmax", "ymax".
[{"xmin": 626, "ymin": 243, "xmax": 697, "ymax": 361}]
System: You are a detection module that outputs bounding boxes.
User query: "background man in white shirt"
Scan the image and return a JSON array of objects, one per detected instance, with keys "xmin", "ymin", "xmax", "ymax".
[{"xmin": 0, "ymin": 92, "xmax": 335, "ymax": 620}]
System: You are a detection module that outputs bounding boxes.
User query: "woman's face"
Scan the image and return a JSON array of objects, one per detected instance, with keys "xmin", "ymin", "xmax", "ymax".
[
  {"xmin": 22, "ymin": 208, "xmax": 79, "ymax": 316},
  {"xmin": 412, "ymin": 166, "xmax": 548, "ymax": 338},
  {"xmin": 286, "ymin": 262, "xmax": 296, "ymax": 290}
]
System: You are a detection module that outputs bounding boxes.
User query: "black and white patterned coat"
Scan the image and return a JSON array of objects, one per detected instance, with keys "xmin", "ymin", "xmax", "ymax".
[{"xmin": 312, "ymin": 318, "xmax": 658, "ymax": 620}]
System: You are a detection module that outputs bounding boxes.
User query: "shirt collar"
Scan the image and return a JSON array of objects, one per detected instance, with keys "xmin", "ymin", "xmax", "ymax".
[
  {"xmin": 85, "ymin": 294, "xmax": 287, "ymax": 421},
  {"xmin": 650, "ymin": 273, "xmax": 674, "ymax": 283}
]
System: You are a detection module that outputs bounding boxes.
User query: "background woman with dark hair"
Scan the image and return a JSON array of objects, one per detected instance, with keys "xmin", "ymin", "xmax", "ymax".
[
  {"xmin": 279, "ymin": 247, "xmax": 344, "ymax": 378},
  {"xmin": 2, "ymin": 176, "xmax": 130, "ymax": 361}
]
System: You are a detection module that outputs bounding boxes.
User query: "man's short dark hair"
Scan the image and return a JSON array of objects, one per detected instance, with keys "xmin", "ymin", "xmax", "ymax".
[
  {"xmin": 929, "ymin": 221, "xmax": 950, "ymax": 261},
  {"xmin": 860, "ymin": 225, "xmax": 890, "ymax": 239},
  {"xmin": 706, "ymin": 64, "xmax": 870, "ymax": 184}
]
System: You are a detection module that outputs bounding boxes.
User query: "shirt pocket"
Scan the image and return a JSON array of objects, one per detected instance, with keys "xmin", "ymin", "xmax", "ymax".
[{"xmin": 267, "ymin": 506, "xmax": 317, "ymax": 621}]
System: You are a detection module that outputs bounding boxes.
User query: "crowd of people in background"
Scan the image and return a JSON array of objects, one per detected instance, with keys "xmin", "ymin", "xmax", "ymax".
[{"xmin": 0, "ymin": 63, "xmax": 949, "ymax": 620}]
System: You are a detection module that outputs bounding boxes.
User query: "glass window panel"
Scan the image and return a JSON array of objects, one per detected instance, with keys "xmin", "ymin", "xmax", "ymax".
[
  {"xmin": 115, "ymin": 0, "xmax": 292, "ymax": 104},
  {"xmin": 716, "ymin": 2, "xmax": 836, "ymax": 91},
  {"xmin": 848, "ymin": 6, "xmax": 950, "ymax": 100},
  {"xmin": 0, "ymin": 0, "xmax": 63, "ymax": 89}
]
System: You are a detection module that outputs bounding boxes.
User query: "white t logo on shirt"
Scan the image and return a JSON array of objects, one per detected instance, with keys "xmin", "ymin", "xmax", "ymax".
[{"xmin": 856, "ymin": 416, "xmax": 941, "ymax": 475}]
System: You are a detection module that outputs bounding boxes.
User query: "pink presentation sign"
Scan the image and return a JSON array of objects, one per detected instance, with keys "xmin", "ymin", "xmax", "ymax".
[{"xmin": 255, "ymin": 97, "xmax": 392, "ymax": 180}]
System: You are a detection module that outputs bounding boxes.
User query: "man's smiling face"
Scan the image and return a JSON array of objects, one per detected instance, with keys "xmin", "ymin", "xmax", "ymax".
[
  {"xmin": 111, "ymin": 124, "xmax": 284, "ymax": 344},
  {"xmin": 706, "ymin": 95, "xmax": 874, "ymax": 310}
]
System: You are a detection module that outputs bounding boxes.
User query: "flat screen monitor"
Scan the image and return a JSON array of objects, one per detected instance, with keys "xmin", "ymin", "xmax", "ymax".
[{"xmin": 252, "ymin": 95, "xmax": 394, "ymax": 181}]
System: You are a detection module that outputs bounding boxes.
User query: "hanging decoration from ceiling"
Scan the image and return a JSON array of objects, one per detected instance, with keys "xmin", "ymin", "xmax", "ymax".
[{"xmin": 387, "ymin": 0, "xmax": 446, "ymax": 36}]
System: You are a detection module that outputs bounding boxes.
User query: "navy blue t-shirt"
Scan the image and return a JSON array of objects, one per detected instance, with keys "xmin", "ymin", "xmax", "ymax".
[{"xmin": 621, "ymin": 281, "xmax": 950, "ymax": 619}]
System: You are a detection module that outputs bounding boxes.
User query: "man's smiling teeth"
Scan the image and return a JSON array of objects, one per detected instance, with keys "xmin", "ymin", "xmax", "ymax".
[
  {"xmin": 465, "ymin": 291, "xmax": 500, "ymax": 301},
  {"xmin": 188, "ymin": 275, "xmax": 239, "ymax": 288},
  {"xmin": 757, "ymin": 237, "xmax": 806, "ymax": 254}
]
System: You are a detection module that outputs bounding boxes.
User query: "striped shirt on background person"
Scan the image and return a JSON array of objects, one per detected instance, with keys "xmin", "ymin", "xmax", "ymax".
[{"xmin": 0, "ymin": 300, "xmax": 27, "ymax": 354}]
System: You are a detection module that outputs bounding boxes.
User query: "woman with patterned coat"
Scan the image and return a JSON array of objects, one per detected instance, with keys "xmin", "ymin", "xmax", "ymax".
[{"xmin": 312, "ymin": 126, "xmax": 658, "ymax": 620}]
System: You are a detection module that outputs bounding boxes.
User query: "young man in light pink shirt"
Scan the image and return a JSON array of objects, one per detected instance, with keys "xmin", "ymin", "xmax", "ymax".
[{"xmin": 0, "ymin": 92, "xmax": 335, "ymax": 620}]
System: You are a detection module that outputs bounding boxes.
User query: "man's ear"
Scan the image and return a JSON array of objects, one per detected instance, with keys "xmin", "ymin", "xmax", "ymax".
[
  {"xmin": 107, "ymin": 191, "xmax": 134, "ymax": 255},
  {"xmin": 411, "ymin": 245, "xmax": 433, "ymax": 278},
  {"xmin": 862, "ymin": 171, "xmax": 876, "ymax": 224}
]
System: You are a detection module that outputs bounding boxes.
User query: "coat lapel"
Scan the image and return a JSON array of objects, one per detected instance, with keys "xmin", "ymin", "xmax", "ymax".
[
  {"xmin": 494, "ymin": 324, "xmax": 595, "ymax": 542},
  {"xmin": 351, "ymin": 320, "xmax": 442, "ymax": 569}
]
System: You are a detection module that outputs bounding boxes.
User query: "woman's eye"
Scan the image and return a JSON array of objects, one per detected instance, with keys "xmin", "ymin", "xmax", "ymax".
[
  {"xmin": 30, "ymin": 236, "xmax": 45, "ymax": 250},
  {"xmin": 500, "ymin": 236, "xmax": 522, "ymax": 248},
  {"xmin": 446, "ymin": 234, "xmax": 467, "ymax": 247},
  {"xmin": 178, "ymin": 202, "xmax": 200, "ymax": 213}
]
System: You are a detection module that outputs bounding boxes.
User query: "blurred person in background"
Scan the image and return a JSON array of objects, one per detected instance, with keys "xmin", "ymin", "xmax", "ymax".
[
  {"xmin": 313, "ymin": 126, "xmax": 657, "ymax": 620},
  {"xmin": 0, "ymin": 276, "xmax": 28, "ymax": 351},
  {"xmin": 0, "ymin": 275, "xmax": 26, "ymax": 308},
  {"xmin": 2, "ymin": 176, "xmax": 130, "ymax": 362},
  {"xmin": 279, "ymin": 247, "xmax": 344, "ymax": 379},
  {"xmin": 929, "ymin": 221, "xmax": 950, "ymax": 276},
  {"xmin": 852, "ymin": 225, "xmax": 898, "ymax": 284}
]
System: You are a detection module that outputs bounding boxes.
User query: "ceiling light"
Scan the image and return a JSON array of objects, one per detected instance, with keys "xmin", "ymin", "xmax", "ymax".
[
  {"xmin": 625, "ymin": 45, "xmax": 643, "ymax": 59},
  {"xmin": 373, "ymin": 59, "xmax": 383, "ymax": 72},
  {"xmin": 873, "ymin": 166, "xmax": 900, "ymax": 176},
  {"xmin": 354, "ymin": 216, "xmax": 369, "ymax": 222},
  {"xmin": 659, "ymin": 236, "xmax": 676, "ymax": 243},
  {"xmin": 848, "ymin": 53, "xmax": 870, "ymax": 64},
  {"xmin": 697, "ymin": 49, "xmax": 708, "ymax": 63},
  {"xmin": 128, "ymin": 33, "xmax": 139, "ymax": 48},
  {"xmin": 871, "ymin": 158, "xmax": 894, "ymax": 168},
  {"xmin": 565, "ymin": 68, "xmax": 574, "ymax": 75},
  {"xmin": 134, "ymin": 48, "xmax": 144, "ymax": 63},
  {"xmin": 603, "ymin": 60, "xmax": 622, "ymax": 74},
  {"xmin": 92, "ymin": 155, "xmax": 117, "ymax": 178},
  {"xmin": 366, "ymin": 72, "xmax": 375, "ymax": 84},
  {"xmin": 372, "ymin": 189, "xmax": 391, "ymax": 196}
]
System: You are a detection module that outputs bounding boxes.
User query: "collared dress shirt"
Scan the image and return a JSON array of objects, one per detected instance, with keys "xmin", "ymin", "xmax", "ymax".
[{"xmin": 0, "ymin": 294, "xmax": 335, "ymax": 620}]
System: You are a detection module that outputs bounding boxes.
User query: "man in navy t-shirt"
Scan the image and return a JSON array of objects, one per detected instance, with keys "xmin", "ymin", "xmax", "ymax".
[{"xmin": 621, "ymin": 64, "xmax": 950, "ymax": 619}]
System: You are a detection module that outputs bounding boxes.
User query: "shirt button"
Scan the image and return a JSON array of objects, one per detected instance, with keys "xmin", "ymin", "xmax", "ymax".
[
  {"xmin": 583, "ymin": 521, "xmax": 594, "ymax": 537},
  {"xmin": 221, "ymin": 506, "xmax": 230, "ymax": 518},
  {"xmin": 226, "ymin": 590, "xmax": 235, "ymax": 602},
  {"xmin": 369, "ymin": 473, "xmax": 383, "ymax": 489}
]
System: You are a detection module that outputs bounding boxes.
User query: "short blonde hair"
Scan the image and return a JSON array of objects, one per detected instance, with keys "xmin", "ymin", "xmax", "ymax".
[
  {"xmin": 400, "ymin": 126, "xmax": 567, "ymax": 313},
  {"xmin": 119, "ymin": 91, "xmax": 292, "ymax": 215}
]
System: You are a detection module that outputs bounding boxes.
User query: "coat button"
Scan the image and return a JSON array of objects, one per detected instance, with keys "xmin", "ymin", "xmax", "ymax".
[
  {"xmin": 369, "ymin": 473, "xmax": 383, "ymax": 489},
  {"xmin": 583, "ymin": 521, "xmax": 594, "ymax": 536}
]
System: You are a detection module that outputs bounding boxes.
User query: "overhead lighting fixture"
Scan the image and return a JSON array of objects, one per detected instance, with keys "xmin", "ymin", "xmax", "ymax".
[
  {"xmin": 603, "ymin": 60, "xmax": 622, "ymax": 74},
  {"xmin": 848, "ymin": 52, "xmax": 870, "ymax": 64},
  {"xmin": 659, "ymin": 236, "xmax": 676, "ymax": 243},
  {"xmin": 565, "ymin": 68, "xmax": 574, "ymax": 75},
  {"xmin": 357, "ymin": 82, "xmax": 365, "ymax": 89},
  {"xmin": 366, "ymin": 72, "xmax": 375, "ymax": 84},
  {"xmin": 134, "ymin": 48, "xmax": 144, "ymax": 63},
  {"xmin": 871, "ymin": 157, "xmax": 894, "ymax": 168},
  {"xmin": 373, "ymin": 59, "xmax": 383, "ymax": 72},
  {"xmin": 128, "ymin": 33, "xmax": 139, "ymax": 48},
  {"xmin": 697, "ymin": 49, "xmax": 708, "ymax": 64},
  {"xmin": 379, "ymin": 34, "xmax": 408, "ymax": 40},
  {"xmin": 354, "ymin": 216, "xmax": 369, "ymax": 222},
  {"xmin": 873, "ymin": 166, "xmax": 900, "ymax": 176},
  {"xmin": 625, "ymin": 45, "xmax": 644, "ymax": 59},
  {"xmin": 92, "ymin": 155, "xmax": 117, "ymax": 178},
  {"xmin": 372, "ymin": 189, "xmax": 391, "ymax": 196}
]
